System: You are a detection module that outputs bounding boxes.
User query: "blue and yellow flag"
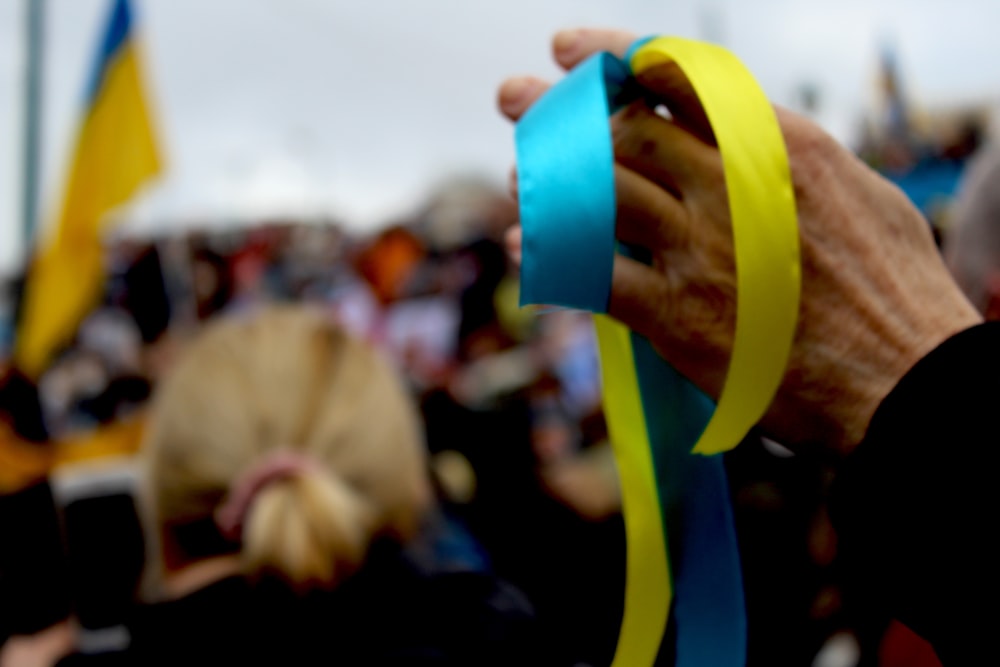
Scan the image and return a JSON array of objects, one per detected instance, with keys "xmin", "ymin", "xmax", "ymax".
[{"xmin": 15, "ymin": 0, "xmax": 161, "ymax": 378}]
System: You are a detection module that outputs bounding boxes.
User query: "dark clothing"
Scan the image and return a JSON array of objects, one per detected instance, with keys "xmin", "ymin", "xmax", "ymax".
[
  {"xmin": 58, "ymin": 540, "xmax": 537, "ymax": 666},
  {"xmin": 9, "ymin": 323, "xmax": 1000, "ymax": 664},
  {"xmin": 0, "ymin": 482, "xmax": 72, "ymax": 642},
  {"xmin": 0, "ymin": 473, "xmax": 537, "ymax": 664},
  {"xmin": 421, "ymin": 388, "xmax": 626, "ymax": 666},
  {"xmin": 0, "ymin": 368, "xmax": 49, "ymax": 443},
  {"xmin": 831, "ymin": 322, "xmax": 1000, "ymax": 665},
  {"xmin": 725, "ymin": 437, "xmax": 833, "ymax": 666}
]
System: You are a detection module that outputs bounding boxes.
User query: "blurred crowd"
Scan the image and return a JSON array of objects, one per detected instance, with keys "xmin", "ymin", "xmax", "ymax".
[
  {"xmin": 1, "ymin": 178, "xmax": 631, "ymax": 665},
  {"xmin": 1, "ymin": 104, "xmax": 988, "ymax": 664}
]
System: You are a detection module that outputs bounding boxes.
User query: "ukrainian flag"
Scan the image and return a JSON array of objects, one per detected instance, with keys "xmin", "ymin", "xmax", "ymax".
[{"xmin": 15, "ymin": 0, "xmax": 161, "ymax": 379}]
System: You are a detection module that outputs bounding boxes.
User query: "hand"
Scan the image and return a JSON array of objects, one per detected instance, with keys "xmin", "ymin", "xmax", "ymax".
[
  {"xmin": 498, "ymin": 29, "xmax": 981, "ymax": 455},
  {"xmin": 0, "ymin": 621, "xmax": 75, "ymax": 667}
]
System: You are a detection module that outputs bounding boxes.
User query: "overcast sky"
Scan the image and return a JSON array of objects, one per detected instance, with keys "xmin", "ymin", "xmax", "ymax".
[{"xmin": 2, "ymin": 0, "xmax": 999, "ymax": 272}]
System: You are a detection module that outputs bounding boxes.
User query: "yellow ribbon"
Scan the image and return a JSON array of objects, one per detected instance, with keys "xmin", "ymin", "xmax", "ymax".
[
  {"xmin": 595, "ymin": 38, "xmax": 800, "ymax": 665},
  {"xmin": 595, "ymin": 314, "xmax": 673, "ymax": 667},
  {"xmin": 629, "ymin": 37, "xmax": 800, "ymax": 456}
]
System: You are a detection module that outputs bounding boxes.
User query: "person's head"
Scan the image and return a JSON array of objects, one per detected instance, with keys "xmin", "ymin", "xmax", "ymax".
[
  {"xmin": 945, "ymin": 143, "xmax": 1000, "ymax": 319},
  {"xmin": 140, "ymin": 306, "xmax": 431, "ymax": 595}
]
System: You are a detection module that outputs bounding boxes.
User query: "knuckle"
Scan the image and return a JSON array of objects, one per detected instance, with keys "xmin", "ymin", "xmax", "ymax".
[
  {"xmin": 612, "ymin": 106, "xmax": 656, "ymax": 157},
  {"xmin": 783, "ymin": 115, "xmax": 838, "ymax": 162}
]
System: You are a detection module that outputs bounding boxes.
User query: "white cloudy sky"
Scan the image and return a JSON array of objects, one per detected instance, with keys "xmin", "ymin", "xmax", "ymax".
[{"xmin": 2, "ymin": 0, "xmax": 999, "ymax": 273}]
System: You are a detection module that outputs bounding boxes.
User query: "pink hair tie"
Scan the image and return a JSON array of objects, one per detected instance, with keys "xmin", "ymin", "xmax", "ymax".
[{"xmin": 215, "ymin": 450, "xmax": 320, "ymax": 542}]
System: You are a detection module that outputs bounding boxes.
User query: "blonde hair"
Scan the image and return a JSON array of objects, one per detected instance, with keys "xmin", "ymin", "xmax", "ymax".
[{"xmin": 140, "ymin": 306, "xmax": 430, "ymax": 594}]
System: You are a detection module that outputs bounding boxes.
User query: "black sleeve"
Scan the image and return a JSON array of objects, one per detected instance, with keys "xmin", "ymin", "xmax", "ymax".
[{"xmin": 830, "ymin": 322, "xmax": 1000, "ymax": 665}]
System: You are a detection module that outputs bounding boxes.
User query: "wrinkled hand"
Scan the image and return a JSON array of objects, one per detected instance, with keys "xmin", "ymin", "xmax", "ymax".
[{"xmin": 499, "ymin": 29, "xmax": 981, "ymax": 455}]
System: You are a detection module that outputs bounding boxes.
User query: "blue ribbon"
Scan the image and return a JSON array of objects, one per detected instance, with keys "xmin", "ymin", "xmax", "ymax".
[
  {"xmin": 515, "ymin": 45, "xmax": 746, "ymax": 666},
  {"xmin": 516, "ymin": 53, "xmax": 631, "ymax": 313},
  {"xmin": 632, "ymin": 337, "xmax": 746, "ymax": 665}
]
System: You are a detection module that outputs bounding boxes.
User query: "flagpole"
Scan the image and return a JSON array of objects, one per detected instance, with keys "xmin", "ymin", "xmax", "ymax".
[{"xmin": 21, "ymin": 0, "xmax": 45, "ymax": 253}]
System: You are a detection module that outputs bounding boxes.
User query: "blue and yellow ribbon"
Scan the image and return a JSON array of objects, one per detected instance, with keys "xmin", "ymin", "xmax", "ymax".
[{"xmin": 516, "ymin": 36, "xmax": 800, "ymax": 666}]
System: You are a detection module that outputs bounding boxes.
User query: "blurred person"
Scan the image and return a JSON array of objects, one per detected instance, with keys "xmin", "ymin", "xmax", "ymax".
[
  {"xmin": 417, "ymin": 178, "xmax": 518, "ymax": 253},
  {"xmin": 355, "ymin": 226, "xmax": 426, "ymax": 305},
  {"xmin": 113, "ymin": 243, "xmax": 172, "ymax": 347},
  {"xmin": 422, "ymin": 299, "xmax": 625, "ymax": 665},
  {"xmin": 38, "ymin": 349, "xmax": 111, "ymax": 435},
  {"xmin": 325, "ymin": 267, "xmax": 383, "ymax": 341},
  {"xmin": 534, "ymin": 311, "xmax": 603, "ymax": 418},
  {"xmin": 421, "ymin": 372, "xmax": 625, "ymax": 667},
  {"xmin": 76, "ymin": 308, "xmax": 143, "ymax": 378},
  {"xmin": 188, "ymin": 246, "xmax": 233, "ymax": 320},
  {"xmin": 0, "ymin": 368, "xmax": 74, "ymax": 667},
  {"xmin": 944, "ymin": 141, "xmax": 1000, "ymax": 319},
  {"xmin": 224, "ymin": 245, "xmax": 270, "ymax": 314},
  {"xmin": 0, "ymin": 308, "xmax": 12, "ymax": 363},
  {"xmin": 4, "ymin": 306, "xmax": 534, "ymax": 666},
  {"xmin": 499, "ymin": 28, "xmax": 995, "ymax": 664},
  {"xmin": 455, "ymin": 238, "xmax": 510, "ymax": 354},
  {"xmin": 723, "ymin": 435, "xmax": 845, "ymax": 667}
]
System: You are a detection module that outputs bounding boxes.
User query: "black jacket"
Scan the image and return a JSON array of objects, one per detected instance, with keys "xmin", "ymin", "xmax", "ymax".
[{"xmin": 831, "ymin": 322, "xmax": 1000, "ymax": 665}]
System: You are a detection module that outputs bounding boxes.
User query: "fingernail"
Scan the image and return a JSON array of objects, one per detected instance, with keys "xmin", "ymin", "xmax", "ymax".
[
  {"xmin": 499, "ymin": 78, "xmax": 535, "ymax": 112},
  {"xmin": 554, "ymin": 30, "xmax": 582, "ymax": 58}
]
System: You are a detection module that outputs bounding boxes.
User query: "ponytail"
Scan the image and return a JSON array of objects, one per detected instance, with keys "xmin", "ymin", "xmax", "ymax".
[
  {"xmin": 141, "ymin": 307, "xmax": 430, "ymax": 598},
  {"xmin": 241, "ymin": 470, "xmax": 374, "ymax": 591}
]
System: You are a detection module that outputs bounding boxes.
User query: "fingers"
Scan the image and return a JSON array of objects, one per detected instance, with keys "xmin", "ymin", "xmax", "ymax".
[
  {"xmin": 505, "ymin": 226, "xmax": 522, "ymax": 267},
  {"xmin": 607, "ymin": 254, "xmax": 668, "ymax": 338},
  {"xmin": 499, "ymin": 28, "xmax": 638, "ymax": 123},
  {"xmin": 552, "ymin": 28, "xmax": 638, "ymax": 71},
  {"xmin": 505, "ymin": 166, "xmax": 688, "ymax": 271},
  {"xmin": 615, "ymin": 164, "xmax": 689, "ymax": 252},
  {"xmin": 613, "ymin": 101, "xmax": 721, "ymax": 194},
  {"xmin": 502, "ymin": 246, "xmax": 674, "ymax": 360},
  {"xmin": 549, "ymin": 29, "xmax": 714, "ymax": 147},
  {"xmin": 497, "ymin": 76, "xmax": 550, "ymax": 122},
  {"xmin": 502, "ymin": 239, "xmax": 672, "ymax": 363},
  {"xmin": 507, "ymin": 141, "xmax": 692, "ymax": 291},
  {"xmin": 633, "ymin": 62, "xmax": 715, "ymax": 145}
]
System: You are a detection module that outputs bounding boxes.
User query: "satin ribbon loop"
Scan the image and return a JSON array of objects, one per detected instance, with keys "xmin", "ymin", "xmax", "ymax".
[
  {"xmin": 514, "ymin": 34, "xmax": 800, "ymax": 667},
  {"xmin": 516, "ymin": 52, "xmax": 633, "ymax": 313},
  {"xmin": 628, "ymin": 37, "xmax": 800, "ymax": 457}
]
